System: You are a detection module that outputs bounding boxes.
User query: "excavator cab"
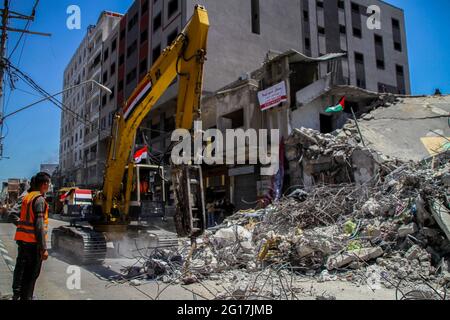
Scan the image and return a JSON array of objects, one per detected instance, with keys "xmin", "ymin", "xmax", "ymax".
[{"xmin": 124, "ymin": 164, "xmax": 167, "ymax": 222}]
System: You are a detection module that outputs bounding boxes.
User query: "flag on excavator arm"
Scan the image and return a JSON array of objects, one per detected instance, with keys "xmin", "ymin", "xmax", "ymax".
[
  {"xmin": 325, "ymin": 96, "xmax": 346, "ymax": 113},
  {"xmin": 134, "ymin": 146, "xmax": 148, "ymax": 163}
]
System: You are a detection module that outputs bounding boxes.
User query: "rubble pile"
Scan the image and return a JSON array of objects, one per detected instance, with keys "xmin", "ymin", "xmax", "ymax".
[
  {"xmin": 116, "ymin": 127, "xmax": 449, "ymax": 299},
  {"xmin": 204, "ymin": 129, "xmax": 449, "ymax": 288},
  {"xmin": 286, "ymin": 127, "xmax": 357, "ymax": 186}
]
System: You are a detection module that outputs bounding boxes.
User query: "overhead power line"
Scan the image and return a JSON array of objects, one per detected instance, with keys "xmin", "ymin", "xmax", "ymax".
[
  {"xmin": 0, "ymin": 0, "xmax": 50, "ymax": 159},
  {"xmin": 8, "ymin": 0, "xmax": 40, "ymax": 59},
  {"xmin": 3, "ymin": 59, "xmax": 92, "ymax": 126}
]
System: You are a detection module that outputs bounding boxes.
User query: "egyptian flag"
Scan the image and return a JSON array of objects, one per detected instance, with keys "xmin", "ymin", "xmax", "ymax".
[
  {"xmin": 134, "ymin": 146, "xmax": 148, "ymax": 163},
  {"xmin": 325, "ymin": 96, "xmax": 346, "ymax": 113}
]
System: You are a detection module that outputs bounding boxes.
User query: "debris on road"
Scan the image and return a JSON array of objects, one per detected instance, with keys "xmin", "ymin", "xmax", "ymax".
[{"xmin": 112, "ymin": 125, "xmax": 450, "ymax": 300}]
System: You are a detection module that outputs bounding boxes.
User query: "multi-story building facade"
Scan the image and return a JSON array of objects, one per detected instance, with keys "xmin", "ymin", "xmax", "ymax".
[
  {"xmin": 299, "ymin": 0, "xmax": 410, "ymax": 94},
  {"xmin": 60, "ymin": 12, "xmax": 122, "ymax": 187},
  {"xmin": 60, "ymin": 30, "xmax": 90, "ymax": 185},
  {"xmin": 60, "ymin": 0, "xmax": 410, "ymax": 187}
]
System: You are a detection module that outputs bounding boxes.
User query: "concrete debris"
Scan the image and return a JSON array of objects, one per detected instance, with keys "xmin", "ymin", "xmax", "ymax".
[
  {"xmin": 398, "ymin": 223, "xmax": 418, "ymax": 238},
  {"xmin": 327, "ymin": 247, "xmax": 384, "ymax": 270},
  {"xmin": 114, "ymin": 127, "xmax": 450, "ymax": 299}
]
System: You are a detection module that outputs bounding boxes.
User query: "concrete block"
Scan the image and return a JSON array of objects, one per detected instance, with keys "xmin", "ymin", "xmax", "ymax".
[{"xmin": 398, "ymin": 223, "xmax": 418, "ymax": 237}]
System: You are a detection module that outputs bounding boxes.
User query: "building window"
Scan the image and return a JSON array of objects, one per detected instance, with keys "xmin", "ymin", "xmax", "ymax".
[
  {"xmin": 318, "ymin": 26, "xmax": 325, "ymax": 35},
  {"xmin": 374, "ymin": 34, "xmax": 385, "ymax": 70},
  {"xmin": 304, "ymin": 37, "xmax": 311, "ymax": 51},
  {"xmin": 392, "ymin": 18, "xmax": 400, "ymax": 28},
  {"xmin": 153, "ymin": 12, "xmax": 162, "ymax": 32},
  {"xmin": 317, "ymin": 0, "xmax": 324, "ymax": 8},
  {"xmin": 140, "ymin": 29, "xmax": 148, "ymax": 45},
  {"xmin": 103, "ymin": 71, "xmax": 108, "ymax": 83},
  {"xmin": 251, "ymin": 0, "xmax": 260, "ymax": 35},
  {"xmin": 102, "ymin": 94, "xmax": 107, "ymax": 107},
  {"xmin": 119, "ymin": 80, "xmax": 124, "ymax": 92},
  {"xmin": 111, "ymin": 38, "xmax": 117, "ymax": 52},
  {"xmin": 101, "ymin": 117, "xmax": 106, "ymax": 130},
  {"xmin": 376, "ymin": 59, "xmax": 385, "ymax": 69},
  {"xmin": 375, "ymin": 34, "xmax": 383, "ymax": 45},
  {"xmin": 119, "ymin": 54, "xmax": 124, "ymax": 66},
  {"xmin": 152, "ymin": 45, "xmax": 161, "ymax": 63},
  {"xmin": 355, "ymin": 52, "xmax": 364, "ymax": 63},
  {"xmin": 303, "ymin": 10, "xmax": 309, "ymax": 21},
  {"xmin": 91, "ymin": 53, "xmax": 101, "ymax": 70},
  {"xmin": 141, "ymin": 0, "xmax": 149, "ymax": 15},
  {"xmin": 339, "ymin": 25, "xmax": 346, "ymax": 34},
  {"xmin": 338, "ymin": 0, "xmax": 345, "ymax": 9},
  {"xmin": 353, "ymin": 27, "xmax": 362, "ymax": 38},
  {"xmin": 167, "ymin": 29, "xmax": 178, "ymax": 45},
  {"xmin": 127, "ymin": 40, "xmax": 138, "ymax": 57},
  {"xmin": 351, "ymin": 2, "xmax": 359, "ymax": 13},
  {"xmin": 120, "ymin": 29, "xmax": 125, "ymax": 41},
  {"xmin": 128, "ymin": 13, "xmax": 139, "ymax": 31},
  {"xmin": 168, "ymin": 0, "xmax": 178, "ymax": 18},
  {"xmin": 103, "ymin": 48, "xmax": 109, "ymax": 61},
  {"xmin": 396, "ymin": 65, "xmax": 405, "ymax": 94},
  {"xmin": 391, "ymin": 18, "xmax": 403, "ymax": 52},
  {"xmin": 110, "ymin": 62, "xmax": 116, "ymax": 76},
  {"xmin": 108, "ymin": 112, "xmax": 114, "ymax": 126},
  {"xmin": 110, "ymin": 86, "xmax": 115, "ymax": 100},
  {"xmin": 140, "ymin": 58, "xmax": 147, "ymax": 75},
  {"xmin": 355, "ymin": 52, "xmax": 366, "ymax": 89},
  {"xmin": 126, "ymin": 68, "xmax": 137, "ymax": 85},
  {"xmin": 356, "ymin": 78, "xmax": 365, "ymax": 88}
]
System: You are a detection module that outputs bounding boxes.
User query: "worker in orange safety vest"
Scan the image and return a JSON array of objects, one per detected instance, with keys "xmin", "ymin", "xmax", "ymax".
[{"xmin": 12, "ymin": 172, "xmax": 51, "ymax": 300}]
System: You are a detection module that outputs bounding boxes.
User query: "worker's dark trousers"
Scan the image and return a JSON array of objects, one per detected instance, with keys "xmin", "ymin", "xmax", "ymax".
[{"xmin": 12, "ymin": 241, "xmax": 42, "ymax": 300}]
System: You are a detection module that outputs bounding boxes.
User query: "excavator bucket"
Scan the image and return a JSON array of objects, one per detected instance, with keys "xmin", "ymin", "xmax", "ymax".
[{"xmin": 171, "ymin": 165, "xmax": 206, "ymax": 238}]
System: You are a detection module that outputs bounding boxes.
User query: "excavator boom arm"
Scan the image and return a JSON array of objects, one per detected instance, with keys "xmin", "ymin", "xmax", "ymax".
[{"xmin": 101, "ymin": 6, "xmax": 209, "ymax": 218}]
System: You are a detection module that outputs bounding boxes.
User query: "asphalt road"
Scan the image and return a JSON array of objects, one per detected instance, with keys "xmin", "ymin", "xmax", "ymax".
[
  {"xmin": 0, "ymin": 219, "xmax": 204, "ymax": 300},
  {"xmin": 0, "ymin": 219, "xmax": 398, "ymax": 300}
]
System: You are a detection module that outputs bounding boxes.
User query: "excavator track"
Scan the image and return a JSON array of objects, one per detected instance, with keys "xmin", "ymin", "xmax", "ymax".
[{"xmin": 51, "ymin": 226, "xmax": 107, "ymax": 265}]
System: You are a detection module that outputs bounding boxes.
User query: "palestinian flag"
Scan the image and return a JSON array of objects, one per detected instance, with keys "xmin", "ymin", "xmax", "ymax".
[
  {"xmin": 325, "ymin": 97, "xmax": 346, "ymax": 113},
  {"xmin": 134, "ymin": 146, "xmax": 148, "ymax": 163}
]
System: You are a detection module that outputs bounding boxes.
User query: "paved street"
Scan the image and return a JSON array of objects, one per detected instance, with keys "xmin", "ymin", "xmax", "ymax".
[
  {"xmin": 0, "ymin": 219, "xmax": 205, "ymax": 300},
  {"xmin": 0, "ymin": 219, "xmax": 400, "ymax": 300}
]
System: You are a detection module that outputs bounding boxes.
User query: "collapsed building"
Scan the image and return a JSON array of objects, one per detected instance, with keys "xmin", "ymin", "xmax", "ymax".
[
  {"xmin": 201, "ymin": 49, "xmax": 410, "ymax": 214},
  {"xmin": 114, "ymin": 124, "xmax": 450, "ymax": 300},
  {"xmin": 109, "ymin": 49, "xmax": 450, "ymax": 299}
]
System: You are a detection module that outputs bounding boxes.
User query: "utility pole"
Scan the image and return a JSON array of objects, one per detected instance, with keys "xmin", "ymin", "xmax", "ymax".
[
  {"xmin": 0, "ymin": 0, "xmax": 9, "ymax": 159},
  {"xmin": 0, "ymin": 0, "xmax": 50, "ymax": 159}
]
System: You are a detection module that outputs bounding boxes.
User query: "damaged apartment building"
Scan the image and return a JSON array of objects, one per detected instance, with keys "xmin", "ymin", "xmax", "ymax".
[
  {"xmin": 59, "ymin": 0, "xmax": 410, "ymax": 197},
  {"xmin": 200, "ymin": 49, "xmax": 395, "ymax": 211}
]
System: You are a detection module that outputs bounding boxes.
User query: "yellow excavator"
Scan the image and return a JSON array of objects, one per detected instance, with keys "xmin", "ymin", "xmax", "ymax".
[{"xmin": 52, "ymin": 5, "xmax": 209, "ymax": 264}]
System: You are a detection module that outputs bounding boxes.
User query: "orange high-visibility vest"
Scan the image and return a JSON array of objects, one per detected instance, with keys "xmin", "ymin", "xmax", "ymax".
[{"xmin": 14, "ymin": 191, "xmax": 49, "ymax": 244}]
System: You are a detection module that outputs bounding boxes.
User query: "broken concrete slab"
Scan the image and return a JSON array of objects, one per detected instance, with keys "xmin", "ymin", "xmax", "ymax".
[
  {"xmin": 352, "ymin": 148, "xmax": 380, "ymax": 185},
  {"xmin": 405, "ymin": 245, "xmax": 422, "ymax": 261},
  {"xmin": 398, "ymin": 223, "xmax": 418, "ymax": 237},
  {"xmin": 327, "ymin": 247, "xmax": 384, "ymax": 270},
  {"xmin": 430, "ymin": 200, "xmax": 450, "ymax": 241}
]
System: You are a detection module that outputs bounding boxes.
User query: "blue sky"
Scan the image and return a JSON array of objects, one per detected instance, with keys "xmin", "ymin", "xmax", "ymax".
[{"xmin": 0, "ymin": 0, "xmax": 449, "ymax": 181}]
